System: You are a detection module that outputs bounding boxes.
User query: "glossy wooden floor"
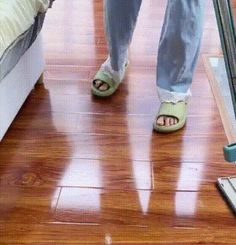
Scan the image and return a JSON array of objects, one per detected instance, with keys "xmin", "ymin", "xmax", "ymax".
[{"xmin": 1, "ymin": 0, "xmax": 236, "ymax": 244}]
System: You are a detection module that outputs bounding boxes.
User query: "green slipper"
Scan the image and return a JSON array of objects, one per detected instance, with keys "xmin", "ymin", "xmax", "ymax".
[
  {"xmin": 153, "ymin": 101, "xmax": 187, "ymax": 133},
  {"xmin": 92, "ymin": 63, "xmax": 129, "ymax": 97},
  {"xmin": 91, "ymin": 70, "xmax": 120, "ymax": 97}
]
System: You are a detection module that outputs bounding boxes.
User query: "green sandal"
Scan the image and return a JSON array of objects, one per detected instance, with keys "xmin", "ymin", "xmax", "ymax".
[
  {"xmin": 153, "ymin": 101, "xmax": 187, "ymax": 133},
  {"xmin": 91, "ymin": 70, "xmax": 120, "ymax": 97},
  {"xmin": 92, "ymin": 63, "xmax": 129, "ymax": 97}
]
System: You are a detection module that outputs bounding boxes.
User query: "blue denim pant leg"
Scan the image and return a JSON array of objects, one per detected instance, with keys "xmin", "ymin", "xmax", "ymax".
[
  {"xmin": 103, "ymin": 0, "xmax": 205, "ymax": 101},
  {"xmin": 102, "ymin": 0, "xmax": 142, "ymax": 83},
  {"xmin": 157, "ymin": 0, "xmax": 205, "ymax": 102}
]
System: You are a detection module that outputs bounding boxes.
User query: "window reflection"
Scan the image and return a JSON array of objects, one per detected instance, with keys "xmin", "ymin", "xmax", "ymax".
[
  {"xmin": 59, "ymin": 159, "xmax": 102, "ymax": 188},
  {"xmin": 55, "ymin": 159, "xmax": 102, "ymax": 213},
  {"xmin": 175, "ymin": 192, "xmax": 197, "ymax": 217},
  {"xmin": 57, "ymin": 188, "xmax": 101, "ymax": 212},
  {"xmin": 175, "ymin": 162, "xmax": 204, "ymax": 216}
]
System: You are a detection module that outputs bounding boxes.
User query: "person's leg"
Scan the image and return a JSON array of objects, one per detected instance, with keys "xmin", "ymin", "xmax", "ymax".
[
  {"xmin": 94, "ymin": 0, "xmax": 142, "ymax": 92},
  {"xmin": 156, "ymin": 0, "xmax": 205, "ymax": 127}
]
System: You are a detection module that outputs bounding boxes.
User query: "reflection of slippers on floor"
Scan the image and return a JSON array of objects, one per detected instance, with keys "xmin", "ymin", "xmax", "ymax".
[
  {"xmin": 91, "ymin": 69, "xmax": 121, "ymax": 97},
  {"xmin": 153, "ymin": 101, "xmax": 187, "ymax": 133}
]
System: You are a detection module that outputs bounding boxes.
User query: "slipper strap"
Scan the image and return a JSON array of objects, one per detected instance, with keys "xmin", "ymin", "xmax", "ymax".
[{"xmin": 157, "ymin": 101, "xmax": 187, "ymax": 121}]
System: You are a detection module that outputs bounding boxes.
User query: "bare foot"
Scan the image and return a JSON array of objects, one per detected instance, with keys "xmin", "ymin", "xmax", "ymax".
[
  {"xmin": 93, "ymin": 80, "xmax": 109, "ymax": 91},
  {"xmin": 156, "ymin": 116, "xmax": 178, "ymax": 127}
]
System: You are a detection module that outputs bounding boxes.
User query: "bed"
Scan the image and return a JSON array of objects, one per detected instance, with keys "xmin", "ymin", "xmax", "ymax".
[{"xmin": 0, "ymin": 0, "xmax": 54, "ymax": 141}]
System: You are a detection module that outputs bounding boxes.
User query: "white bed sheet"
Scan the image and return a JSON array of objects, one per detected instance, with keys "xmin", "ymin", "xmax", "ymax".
[{"xmin": 0, "ymin": 0, "xmax": 50, "ymax": 58}]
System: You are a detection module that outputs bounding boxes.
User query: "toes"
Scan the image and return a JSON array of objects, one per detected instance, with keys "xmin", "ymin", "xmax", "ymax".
[
  {"xmin": 93, "ymin": 80, "xmax": 109, "ymax": 91},
  {"xmin": 94, "ymin": 80, "xmax": 102, "ymax": 88},
  {"xmin": 170, "ymin": 117, "xmax": 176, "ymax": 125},
  {"xmin": 156, "ymin": 116, "xmax": 178, "ymax": 126},
  {"xmin": 165, "ymin": 117, "xmax": 171, "ymax": 126},
  {"xmin": 168, "ymin": 117, "xmax": 174, "ymax": 126},
  {"xmin": 157, "ymin": 116, "xmax": 165, "ymax": 126},
  {"xmin": 166, "ymin": 117, "xmax": 178, "ymax": 126},
  {"xmin": 99, "ymin": 83, "xmax": 109, "ymax": 91}
]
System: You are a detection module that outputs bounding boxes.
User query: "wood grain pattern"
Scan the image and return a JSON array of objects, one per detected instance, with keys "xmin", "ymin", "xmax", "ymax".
[{"xmin": 0, "ymin": 0, "xmax": 236, "ymax": 244}]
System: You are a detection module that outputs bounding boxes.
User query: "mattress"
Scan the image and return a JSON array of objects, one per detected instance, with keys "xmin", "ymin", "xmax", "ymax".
[
  {"xmin": 0, "ymin": 0, "xmax": 50, "ymax": 58},
  {"xmin": 0, "ymin": 0, "xmax": 53, "ymax": 81},
  {"xmin": 0, "ymin": 13, "xmax": 45, "ymax": 81}
]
